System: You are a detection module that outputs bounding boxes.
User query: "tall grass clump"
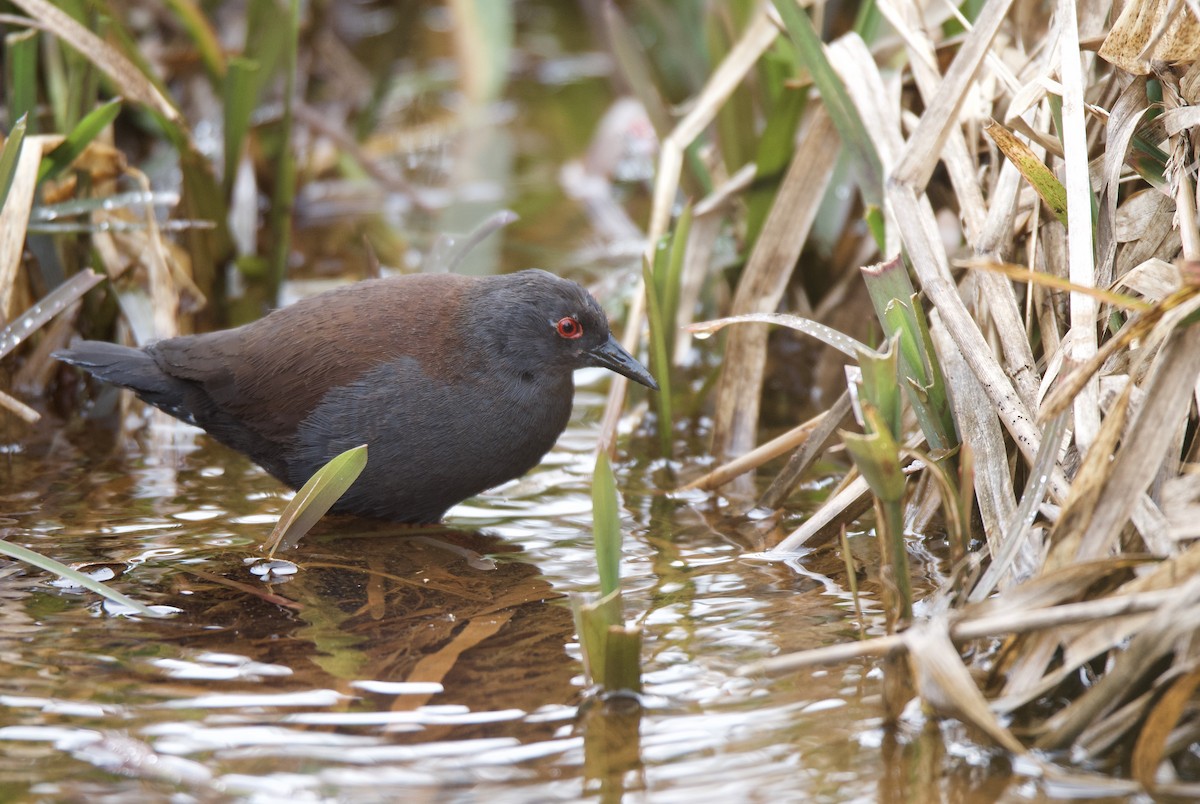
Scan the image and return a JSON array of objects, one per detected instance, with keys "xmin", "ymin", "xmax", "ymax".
[{"xmin": 595, "ymin": 0, "xmax": 1200, "ymax": 789}]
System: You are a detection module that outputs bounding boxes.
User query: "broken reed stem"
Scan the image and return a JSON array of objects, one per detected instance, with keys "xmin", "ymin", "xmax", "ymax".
[
  {"xmin": 738, "ymin": 586, "xmax": 1183, "ymax": 676},
  {"xmin": 0, "ymin": 388, "xmax": 39, "ymax": 422},
  {"xmin": 678, "ymin": 408, "xmax": 829, "ymax": 491}
]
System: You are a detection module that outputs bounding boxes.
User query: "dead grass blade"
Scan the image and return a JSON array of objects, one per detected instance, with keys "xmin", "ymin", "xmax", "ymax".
[
  {"xmin": 0, "ymin": 390, "xmax": 39, "ymax": 423},
  {"xmin": 1044, "ymin": 381, "xmax": 1135, "ymax": 568},
  {"xmin": 1035, "ymin": 576, "xmax": 1200, "ymax": 750},
  {"xmin": 931, "ymin": 316, "xmax": 1017, "ymax": 560},
  {"xmin": 769, "ymin": 474, "xmax": 874, "ymax": 553},
  {"xmin": 759, "ymin": 391, "xmax": 853, "ymax": 509},
  {"xmin": 968, "ymin": 411, "xmax": 1069, "ymax": 601},
  {"xmin": 739, "ymin": 585, "xmax": 1185, "ymax": 677},
  {"xmin": 8, "ymin": 0, "xmax": 180, "ymax": 125},
  {"xmin": 957, "ymin": 257, "xmax": 1152, "ymax": 312},
  {"xmin": 891, "ymin": 0, "xmax": 1016, "ymax": 190},
  {"xmin": 1131, "ymin": 665, "xmax": 1200, "ymax": 789},
  {"xmin": 1063, "ymin": 326, "xmax": 1200, "ymax": 563},
  {"xmin": 0, "ymin": 134, "xmax": 44, "ymax": 323},
  {"xmin": 1097, "ymin": 79, "xmax": 1152, "ymax": 287},
  {"xmin": 680, "ymin": 406, "xmax": 834, "ymax": 492},
  {"xmin": 710, "ymin": 107, "xmax": 840, "ymax": 459},
  {"xmin": 1056, "ymin": 0, "xmax": 1101, "ymax": 453}
]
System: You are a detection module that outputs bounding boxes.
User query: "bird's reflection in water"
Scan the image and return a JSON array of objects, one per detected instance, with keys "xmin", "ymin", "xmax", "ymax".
[{"xmin": 148, "ymin": 522, "xmax": 579, "ymax": 737}]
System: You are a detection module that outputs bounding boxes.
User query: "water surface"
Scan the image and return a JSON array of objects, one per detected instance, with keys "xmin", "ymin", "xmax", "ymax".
[{"xmin": 0, "ymin": 2, "xmax": 1117, "ymax": 801}]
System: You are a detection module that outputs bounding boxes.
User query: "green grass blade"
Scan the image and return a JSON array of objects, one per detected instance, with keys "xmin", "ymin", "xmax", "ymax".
[
  {"xmin": 5, "ymin": 28, "xmax": 40, "ymax": 135},
  {"xmin": 0, "ymin": 539, "xmax": 165, "ymax": 617},
  {"xmin": 267, "ymin": 0, "xmax": 300, "ymax": 300},
  {"xmin": 746, "ymin": 86, "xmax": 806, "ymax": 246},
  {"xmin": 163, "ymin": 0, "xmax": 226, "ymax": 82},
  {"xmin": 593, "ymin": 451, "xmax": 622, "ymax": 597},
  {"xmin": 643, "ymin": 258, "xmax": 674, "ymax": 457},
  {"xmin": 770, "ymin": 0, "xmax": 883, "ymax": 203},
  {"xmin": 852, "ymin": 0, "xmax": 883, "ymax": 42},
  {"xmin": 842, "ymin": 425, "xmax": 904, "ymax": 502},
  {"xmin": 37, "ymin": 97, "xmax": 122, "ymax": 184},
  {"xmin": 264, "ymin": 444, "xmax": 368, "ymax": 555},
  {"xmin": 856, "ymin": 335, "xmax": 902, "ymax": 440},
  {"xmin": 603, "ymin": 625, "xmax": 643, "ymax": 693},
  {"xmin": 864, "ymin": 204, "xmax": 886, "ymax": 252},
  {"xmin": 572, "ymin": 589, "xmax": 622, "ymax": 687},
  {"xmin": 863, "ymin": 257, "xmax": 957, "ymax": 454},
  {"xmin": 602, "ymin": 2, "xmax": 671, "ymax": 137},
  {"xmin": 0, "ymin": 115, "xmax": 29, "ymax": 207},
  {"xmin": 706, "ymin": 9, "xmax": 756, "ymax": 174},
  {"xmin": 984, "ymin": 121, "xmax": 1068, "ymax": 227},
  {"xmin": 662, "ymin": 203, "xmax": 692, "ymax": 358},
  {"xmin": 222, "ymin": 57, "xmax": 261, "ymax": 197}
]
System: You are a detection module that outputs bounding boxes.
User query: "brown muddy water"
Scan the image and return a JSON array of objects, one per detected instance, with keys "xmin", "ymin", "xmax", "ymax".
[{"xmin": 0, "ymin": 3, "xmax": 1137, "ymax": 802}]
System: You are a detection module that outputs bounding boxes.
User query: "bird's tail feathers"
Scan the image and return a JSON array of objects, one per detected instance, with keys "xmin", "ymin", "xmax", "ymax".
[{"xmin": 54, "ymin": 341, "xmax": 177, "ymax": 403}]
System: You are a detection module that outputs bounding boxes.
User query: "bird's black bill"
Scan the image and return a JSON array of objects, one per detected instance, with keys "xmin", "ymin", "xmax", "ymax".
[{"xmin": 587, "ymin": 334, "xmax": 659, "ymax": 390}]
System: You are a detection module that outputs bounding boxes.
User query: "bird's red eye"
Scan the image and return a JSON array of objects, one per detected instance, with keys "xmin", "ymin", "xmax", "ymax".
[{"xmin": 555, "ymin": 316, "xmax": 583, "ymax": 339}]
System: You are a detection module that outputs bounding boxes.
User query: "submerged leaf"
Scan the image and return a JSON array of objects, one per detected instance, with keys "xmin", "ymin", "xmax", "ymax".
[{"xmin": 0, "ymin": 539, "xmax": 166, "ymax": 618}]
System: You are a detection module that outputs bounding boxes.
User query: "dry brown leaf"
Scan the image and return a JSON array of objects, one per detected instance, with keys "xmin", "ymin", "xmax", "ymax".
[
  {"xmin": 1115, "ymin": 258, "xmax": 1182, "ymax": 300},
  {"xmin": 394, "ymin": 611, "xmax": 515, "ymax": 711},
  {"xmin": 1131, "ymin": 666, "xmax": 1200, "ymax": 788},
  {"xmin": 904, "ymin": 622, "xmax": 1026, "ymax": 753},
  {"xmin": 1099, "ymin": 0, "xmax": 1200, "ymax": 74}
]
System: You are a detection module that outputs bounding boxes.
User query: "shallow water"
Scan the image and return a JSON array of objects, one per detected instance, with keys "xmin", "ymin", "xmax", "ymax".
[
  {"xmin": 0, "ymin": 384, "xmax": 1123, "ymax": 803},
  {"xmin": 0, "ymin": 3, "xmax": 1141, "ymax": 802}
]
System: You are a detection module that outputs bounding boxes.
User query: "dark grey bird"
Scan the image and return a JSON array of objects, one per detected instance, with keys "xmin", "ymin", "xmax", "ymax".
[{"xmin": 55, "ymin": 270, "xmax": 657, "ymax": 522}]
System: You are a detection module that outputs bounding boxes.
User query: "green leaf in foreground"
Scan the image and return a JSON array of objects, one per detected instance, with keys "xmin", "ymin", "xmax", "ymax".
[
  {"xmin": 0, "ymin": 539, "xmax": 166, "ymax": 617},
  {"xmin": 38, "ymin": 97, "xmax": 123, "ymax": 184},
  {"xmin": 264, "ymin": 444, "xmax": 368, "ymax": 555},
  {"xmin": 0, "ymin": 115, "xmax": 29, "ymax": 207}
]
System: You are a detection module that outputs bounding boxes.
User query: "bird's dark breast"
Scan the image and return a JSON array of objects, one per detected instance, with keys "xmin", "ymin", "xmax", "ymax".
[{"xmin": 287, "ymin": 358, "xmax": 573, "ymax": 522}]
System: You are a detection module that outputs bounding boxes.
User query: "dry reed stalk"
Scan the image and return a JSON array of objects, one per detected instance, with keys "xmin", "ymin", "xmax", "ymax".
[
  {"xmin": 680, "ymin": 406, "xmax": 833, "ymax": 492},
  {"xmin": 0, "ymin": 134, "xmax": 43, "ymax": 323},
  {"xmin": 709, "ymin": 107, "xmax": 840, "ymax": 460}
]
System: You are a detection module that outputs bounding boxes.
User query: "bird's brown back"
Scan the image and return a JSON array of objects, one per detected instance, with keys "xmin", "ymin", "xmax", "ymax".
[{"xmin": 147, "ymin": 273, "xmax": 476, "ymax": 447}]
